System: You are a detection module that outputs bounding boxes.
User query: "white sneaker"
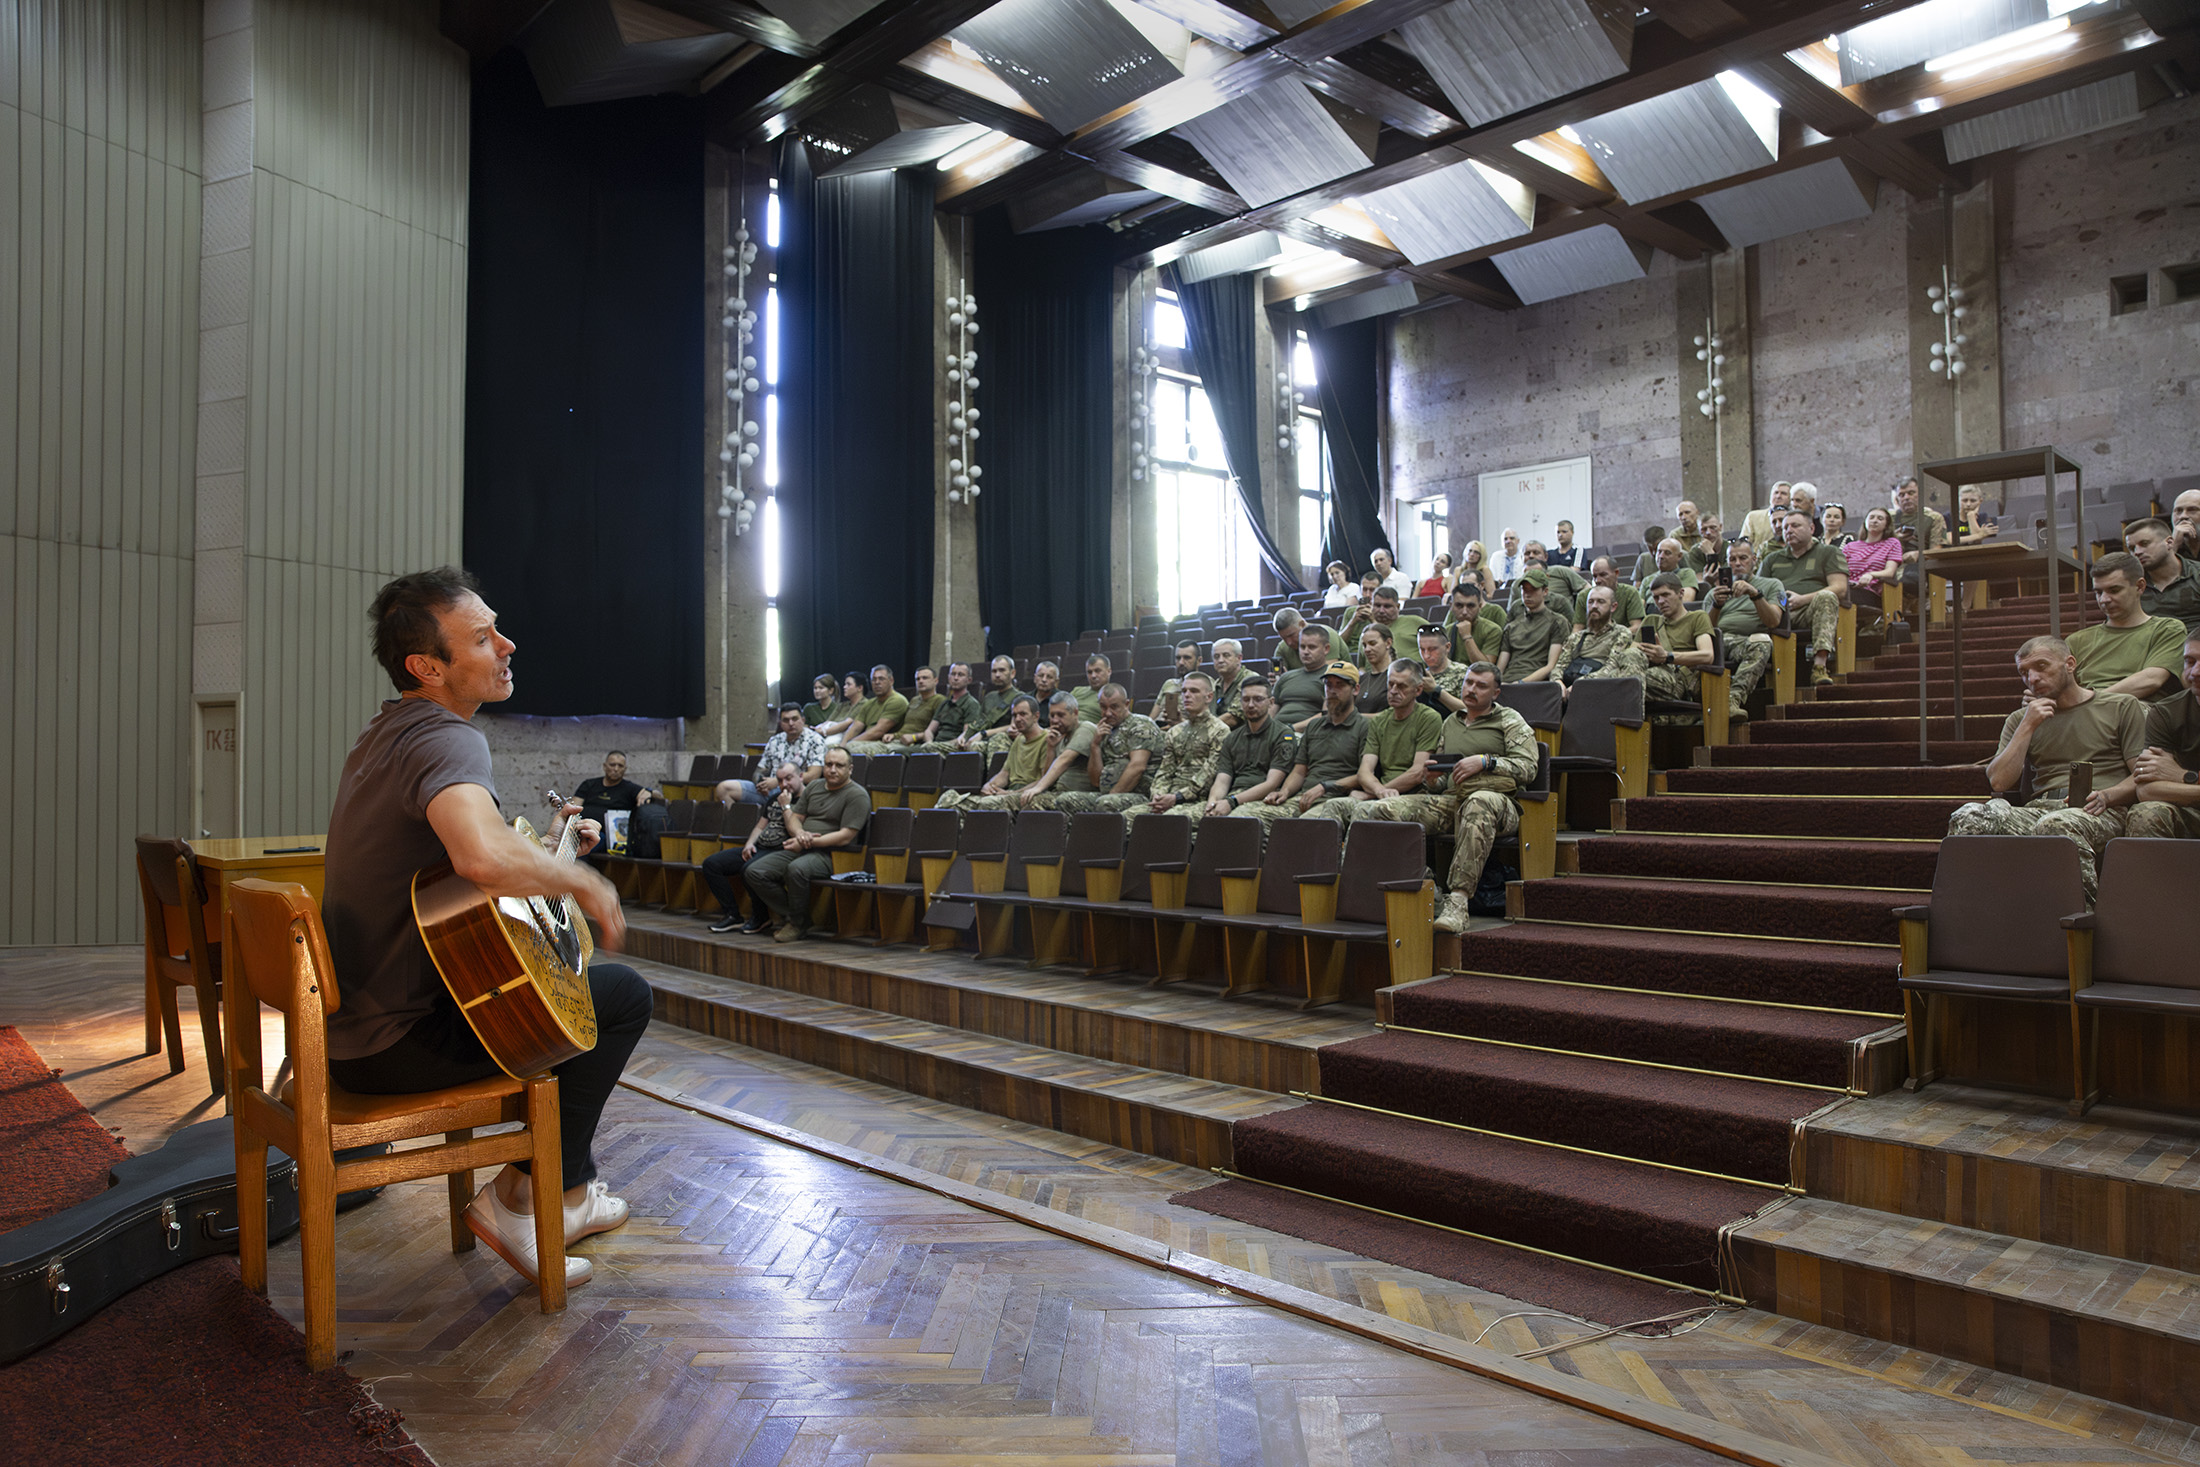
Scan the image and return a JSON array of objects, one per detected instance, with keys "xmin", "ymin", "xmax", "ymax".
[
  {"xmin": 465, "ymin": 1183, "xmax": 591, "ymax": 1287},
  {"xmin": 564, "ymin": 1179, "xmax": 630, "ymax": 1242},
  {"xmin": 1434, "ymin": 893, "xmax": 1470, "ymax": 933}
]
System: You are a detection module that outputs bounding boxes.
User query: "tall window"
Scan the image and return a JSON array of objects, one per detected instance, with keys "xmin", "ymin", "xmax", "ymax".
[
  {"xmin": 1147, "ymin": 289, "xmax": 1266, "ymax": 618},
  {"xmin": 1293, "ymin": 329, "xmax": 1329, "ymax": 574}
]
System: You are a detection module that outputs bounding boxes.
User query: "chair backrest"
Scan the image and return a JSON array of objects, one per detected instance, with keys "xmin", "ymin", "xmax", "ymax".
[
  {"xmin": 1497, "ymin": 681, "xmax": 1563, "ymax": 729},
  {"xmin": 901, "ymin": 753, "xmax": 943, "ymax": 795},
  {"xmin": 1133, "ymin": 666, "xmax": 1170, "ymax": 701},
  {"xmin": 958, "ymin": 808, "xmax": 1012, "ymax": 855},
  {"xmin": 690, "ymin": 800, "xmax": 727, "ymax": 838},
  {"xmin": 1336, "ymin": 820, "xmax": 1424, "ymax": 925},
  {"xmin": 661, "ymin": 798, "xmax": 696, "ymax": 835},
  {"xmin": 723, "ymin": 802, "xmax": 762, "ymax": 842},
  {"xmin": 1122, "ymin": 814, "xmax": 1193, "ymax": 902},
  {"xmin": 1927, "ymin": 836, "xmax": 2085, "ymax": 978},
  {"xmin": 1558, "ymin": 676, "xmax": 1644, "ymax": 763},
  {"xmin": 718, "ymin": 754, "xmax": 751, "ymax": 783},
  {"xmin": 1002, "ymin": 810, "xmax": 1066, "ymax": 893},
  {"xmin": 223, "ymin": 878, "xmax": 335, "ymax": 1044},
  {"xmin": 1258, "ymin": 818, "xmax": 1339, "ymax": 915},
  {"xmin": 135, "ymin": 834, "xmax": 207, "ymax": 912},
  {"xmin": 910, "ymin": 808, "xmax": 960, "ymax": 855},
  {"xmin": 2093, "ymin": 838, "xmax": 2200, "ymax": 991},
  {"xmin": 867, "ymin": 754, "xmax": 906, "ymax": 794},
  {"xmin": 1186, "ymin": 817, "xmax": 1263, "ymax": 911},
  {"xmin": 864, "ymin": 806, "xmax": 915, "ymax": 857},
  {"xmin": 846, "ymin": 755, "xmax": 873, "ymax": 787},
  {"xmin": 1059, "ymin": 813, "xmax": 1124, "ymax": 897},
  {"xmin": 687, "ymin": 753, "xmax": 720, "ymax": 786},
  {"xmin": 939, "ymin": 751, "xmax": 986, "ymax": 792}
]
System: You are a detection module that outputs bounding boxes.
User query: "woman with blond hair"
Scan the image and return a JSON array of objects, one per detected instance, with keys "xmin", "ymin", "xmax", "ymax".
[{"xmin": 1458, "ymin": 541, "xmax": 1497, "ymax": 598}]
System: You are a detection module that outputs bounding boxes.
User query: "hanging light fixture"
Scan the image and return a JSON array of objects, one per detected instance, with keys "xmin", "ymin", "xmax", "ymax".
[
  {"xmin": 946, "ymin": 286, "xmax": 981, "ymax": 503},
  {"xmin": 1130, "ymin": 335, "xmax": 1152, "ymax": 484},
  {"xmin": 719, "ymin": 206, "xmax": 761, "ymax": 534},
  {"xmin": 1925, "ymin": 265, "xmax": 1969, "ymax": 386}
]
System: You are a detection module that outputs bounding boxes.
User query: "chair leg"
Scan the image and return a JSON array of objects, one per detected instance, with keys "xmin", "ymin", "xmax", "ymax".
[
  {"xmin": 447, "ymin": 1130, "xmax": 477, "ymax": 1254},
  {"xmin": 527, "ymin": 1077, "xmax": 568, "ymax": 1313},
  {"xmin": 236, "ymin": 1131, "xmax": 271, "ymax": 1295},
  {"xmin": 159, "ymin": 979, "xmax": 186, "ymax": 1077},
  {"xmin": 193, "ymin": 978, "xmax": 226, "ymax": 1102},
  {"xmin": 296, "ymin": 1147, "xmax": 339, "ymax": 1372},
  {"xmin": 144, "ymin": 964, "xmax": 163, "ymax": 1054}
]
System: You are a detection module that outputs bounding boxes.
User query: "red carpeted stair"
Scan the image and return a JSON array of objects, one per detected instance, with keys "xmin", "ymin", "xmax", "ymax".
[
  {"xmin": 1387, "ymin": 974, "xmax": 1884, "ymax": 1089},
  {"xmin": 1618, "ymin": 792, "xmax": 1968, "ymax": 839},
  {"xmin": 1176, "ymin": 587, "xmax": 2085, "ymax": 1324},
  {"xmin": 1514, "ymin": 872, "xmax": 1907, "ymax": 943}
]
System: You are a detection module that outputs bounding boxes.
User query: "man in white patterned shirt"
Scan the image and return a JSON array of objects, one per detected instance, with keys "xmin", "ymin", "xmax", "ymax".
[{"xmin": 718, "ymin": 704, "xmax": 826, "ymax": 805}]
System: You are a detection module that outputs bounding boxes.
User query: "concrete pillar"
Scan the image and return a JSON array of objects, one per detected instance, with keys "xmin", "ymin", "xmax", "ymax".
[
  {"xmin": 1113, "ymin": 267, "xmax": 1160, "ymax": 627},
  {"xmin": 1258, "ymin": 306, "xmax": 1301, "ymax": 594},
  {"xmin": 705, "ymin": 147, "xmax": 771, "ymax": 751},
  {"xmin": 932, "ymin": 215, "xmax": 983, "ymax": 670},
  {"xmin": 1676, "ymin": 249, "xmax": 1755, "ymax": 527},
  {"xmin": 1907, "ymin": 179, "xmax": 2004, "ymax": 493}
]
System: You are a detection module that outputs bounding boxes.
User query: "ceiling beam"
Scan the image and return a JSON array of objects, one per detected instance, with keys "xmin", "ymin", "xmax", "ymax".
[
  {"xmin": 1296, "ymin": 55, "xmax": 1459, "ymax": 137},
  {"xmin": 1130, "ymin": 0, "xmax": 1278, "ymax": 51},
  {"xmin": 702, "ymin": 0, "xmax": 1004, "ymax": 146},
  {"xmin": 648, "ymin": 0, "xmax": 818, "ymax": 57},
  {"xmin": 883, "ymin": 64, "xmax": 1063, "ymax": 149}
]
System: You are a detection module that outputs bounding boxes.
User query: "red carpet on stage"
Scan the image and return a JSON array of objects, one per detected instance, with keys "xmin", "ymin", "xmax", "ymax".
[
  {"xmin": 0, "ymin": 1027, "xmax": 430, "ymax": 1467},
  {"xmin": 0, "ymin": 1023, "xmax": 130, "ymax": 1232}
]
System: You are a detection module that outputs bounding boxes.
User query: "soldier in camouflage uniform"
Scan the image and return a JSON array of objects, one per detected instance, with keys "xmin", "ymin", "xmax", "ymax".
[
  {"xmin": 1112, "ymin": 672, "xmax": 1229, "ymax": 832},
  {"xmin": 1414, "ymin": 625, "xmax": 1470, "ymax": 713},
  {"xmin": 1553, "ymin": 585, "xmax": 1649, "ymax": 688},
  {"xmin": 1044, "ymin": 683, "xmax": 1164, "ymax": 813},
  {"xmin": 1639, "ymin": 574, "xmax": 1716, "ymax": 712},
  {"xmin": 1435, "ymin": 662, "xmax": 1542, "ymax": 931},
  {"xmin": 1759, "ymin": 511, "xmax": 1849, "ymax": 686},
  {"xmin": 1944, "ymin": 636, "xmax": 2148, "ymax": 904},
  {"xmin": 2123, "ymin": 635, "xmax": 2200, "ymax": 838},
  {"xmin": 1702, "ymin": 537, "xmax": 1782, "ymax": 721},
  {"xmin": 1234, "ymin": 661, "xmax": 1367, "ymax": 831}
]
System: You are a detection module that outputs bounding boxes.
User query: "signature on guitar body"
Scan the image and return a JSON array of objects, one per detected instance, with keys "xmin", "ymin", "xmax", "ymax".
[{"xmin": 413, "ymin": 790, "xmax": 600, "ymax": 1078}]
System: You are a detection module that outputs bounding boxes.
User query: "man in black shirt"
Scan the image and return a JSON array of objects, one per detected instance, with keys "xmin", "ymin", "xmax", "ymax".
[{"xmin": 572, "ymin": 751, "xmax": 654, "ymax": 843}]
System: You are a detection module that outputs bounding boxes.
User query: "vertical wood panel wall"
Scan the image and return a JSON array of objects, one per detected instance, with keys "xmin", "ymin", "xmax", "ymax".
[
  {"xmin": 240, "ymin": 0, "xmax": 467, "ymax": 837},
  {"xmin": 1, "ymin": 0, "xmax": 201, "ymax": 944}
]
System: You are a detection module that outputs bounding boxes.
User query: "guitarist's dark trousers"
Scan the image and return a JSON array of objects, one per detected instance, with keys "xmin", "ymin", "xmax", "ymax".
[{"xmin": 330, "ymin": 964, "xmax": 652, "ymax": 1188}]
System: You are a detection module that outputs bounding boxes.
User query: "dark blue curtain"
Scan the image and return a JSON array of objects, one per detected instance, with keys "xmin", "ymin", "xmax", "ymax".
[
  {"xmin": 1308, "ymin": 317, "xmax": 1390, "ymax": 575},
  {"xmin": 774, "ymin": 143, "xmax": 937, "ymax": 691},
  {"xmin": 462, "ymin": 52, "xmax": 704, "ymax": 717},
  {"xmin": 974, "ymin": 213, "xmax": 1115, "ymax": 655},
  {"xmin": 1163, "ymin": 267, "xmax": 1306, "ymax": 592}
]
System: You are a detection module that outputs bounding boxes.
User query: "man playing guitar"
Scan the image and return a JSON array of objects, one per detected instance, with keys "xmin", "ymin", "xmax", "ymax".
[{"xmin": 321, "ymin": 567, "xmax": 649, "ymax": 1288}]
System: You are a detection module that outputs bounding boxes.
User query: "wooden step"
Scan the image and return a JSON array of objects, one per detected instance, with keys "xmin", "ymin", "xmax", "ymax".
[
  {"xmin": 622, "ymin": 952, "xmax": 1300, "ymax": 1171},
  {"xmin": 622, "ymin": 909, "xmax": 1373, "ymax": 1096},
  {"xmin": 1801, "ymin": 1083, "xmax": 2200, "ymax": 1271},
  {"xmin": 1728, "ymin": 1194, "xmax": 2200, "ymax": 1426}
]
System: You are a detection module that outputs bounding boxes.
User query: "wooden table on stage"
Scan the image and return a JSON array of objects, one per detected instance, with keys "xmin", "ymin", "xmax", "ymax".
[
  {"xmin": 193, "ymin": 834, "xmax": 328, "ymax": 934},
  {"xmin": 1914, "ymin": 543, "xmax": 2089, "ymax": 759}
]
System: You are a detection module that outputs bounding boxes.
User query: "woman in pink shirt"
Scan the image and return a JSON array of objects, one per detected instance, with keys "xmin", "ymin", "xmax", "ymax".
[{"xmin": 1843, "ymin": 507, "xmax": 1905, "ymax": 610}]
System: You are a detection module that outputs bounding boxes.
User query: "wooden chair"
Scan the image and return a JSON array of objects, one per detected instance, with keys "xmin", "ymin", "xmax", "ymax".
[
  {"xmin": 1895, "ymin": 836, "xmax": 2087, "ymax": 1098},
  {"xmin": 1149, "ymin": 817, "xmax": 1262, "ymax": 986},
  {"xmin": 133, "ymin": 835, "xmax": 226, "ymax": 1100},
  {"xmin": 1553, "ymin": 675, "xmax": 1650, "ymax": 818},
  {"xmin": 1496, "ymin": 682, "xmax": 1562, "ymax": 762},
  {"xmin": 921, "ymin": 810, "xmax": 1013, "ymax": 950},
  {"xmin": 1211, "ymin": 817, "xmax": 1339, "ymax": 1000},
  {"xmin": 222, "ymin": 879, "xmax": 566, "ymax": 1372},
  {"xmin": 826, "ymin": 807, "xmax": 915, "ymax": 942},
  {"xmin": 2070, "ymin": 839, "xmax": 2200, "ymax": 1114}
]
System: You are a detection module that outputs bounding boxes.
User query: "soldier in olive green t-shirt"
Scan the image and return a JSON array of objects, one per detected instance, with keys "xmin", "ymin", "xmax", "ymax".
[{"xmin": 840, "ymin": 665, "xmax": 912, "ymax": 754}]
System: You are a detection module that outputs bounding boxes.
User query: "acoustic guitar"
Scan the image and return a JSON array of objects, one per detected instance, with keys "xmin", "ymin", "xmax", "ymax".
[{"xmin": 412, "ymin": 791, "xmax": 599, "ymax": 1078}]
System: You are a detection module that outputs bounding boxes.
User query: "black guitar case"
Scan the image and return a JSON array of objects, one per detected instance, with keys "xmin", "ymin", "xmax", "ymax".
[{"xmin": 0, "ymin": 1117, "xmax": 301, "ymax": 1364}]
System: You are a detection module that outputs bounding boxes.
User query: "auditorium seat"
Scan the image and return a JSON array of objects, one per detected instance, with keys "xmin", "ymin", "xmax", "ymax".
[
  {"xmin": 866, "ymin": 754, "xmax": 906, "ymax": 808},
  {"xmin": 1896, "ymin": 836, "xmax": 2087, "ymax": 1098},
  {"xmin": 824, "ymin": 806, "xmax": 915, "ymax": 942},
  {"xmin": 1497, "ymin": 682, "xmax": 1563, "ymax": 761},
  {"xmin": 939, "ymin": 751, "xmax": 986, "ymax": 796},
  {"xmin": 660, "ymin": 801, "xmax": 725, "ymax": 910},
  {"xmin": 695, "ymin": 803, "xmax": 762, "ymax": 919},
  {"xmin": 1552, "ymin": 676, "xmax": 1649, "ymax": 819},
  {"xmin": 900, "ymin": 753, "xmax": 943, "ymax": 811},
  {"xmin": 1643, "ymin": 629, "xmax": 1732, "ymax": 749},
  {"xmin": 2070, "ymin": 839, "xmax": 2200, "ymax": 1114},
  {"xmin": 1210, "ymin": 817, "xmax": 1341, "ymax": 999},
  {"xmin": 965, "ymin": 811, "xmax": 1068, "ymax": 959},
  {"xmin": 920, "ymin": 810, "xmax": 1012, "ymax": 950},
  {"xmin": 1149, "ymin": 817, "xmax": 1263, "ymax": 986},
  {"xmin": 1292, "ymin": 820, "xmax": 1433, "ymax": 1008}
]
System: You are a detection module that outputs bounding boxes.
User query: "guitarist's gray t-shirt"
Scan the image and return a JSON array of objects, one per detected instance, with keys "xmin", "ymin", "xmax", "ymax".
[{"xmin": 322, "ymin": 697, "xmax": 499, "ymax": 1061}]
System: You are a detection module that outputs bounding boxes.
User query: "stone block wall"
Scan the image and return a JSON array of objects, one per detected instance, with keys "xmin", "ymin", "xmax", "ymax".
[
  {"xmin": 1386, "ymin": 91, "xmax": 2200, "ymax": 555},
  {"xmin": 1387, "ymin": 253, "xmax": 1681, "ymax": 559}
]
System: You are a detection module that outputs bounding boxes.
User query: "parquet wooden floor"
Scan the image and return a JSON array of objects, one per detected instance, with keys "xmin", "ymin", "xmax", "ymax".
[{"xmin": 8, "ymin": 947, "xmax": 2200, "ymax": 1466}]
